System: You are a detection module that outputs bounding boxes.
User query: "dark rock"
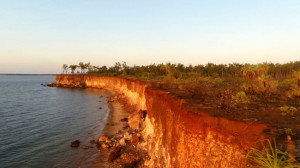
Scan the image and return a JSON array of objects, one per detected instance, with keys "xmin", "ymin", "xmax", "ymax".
[
  {"xmin": 108, "ymin": 147, "xmax": 122, "ymax": 163},
  {"xmin": 89, "ymin": 140, "xmax": 96, "ymax": 144},
  {"xmin": 96, "ymin": 143, "xmax": 102, "ymax": 149},
  {"xmin": 47, "ymin": 82, "xmax": 56, "ymax": 87},
  {"xmin": 122, "ymin": 125, "xmax": 129, "ymax": 130},
  {"xmin": 70, "ymin": 140, "xmax": 80, "ymax": 147},
  {"xmin": 138, "ymin": 110, "xmax": 147, "ymax": 119},
  {"xmin": 120, "ymin": 117, "xmax": 128, "ymax": 122}
]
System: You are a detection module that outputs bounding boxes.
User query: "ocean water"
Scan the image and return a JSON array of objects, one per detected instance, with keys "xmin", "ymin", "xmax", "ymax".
[{"xmin": 0, "ymin": 75, "xmax": 110, "ymax": 168}]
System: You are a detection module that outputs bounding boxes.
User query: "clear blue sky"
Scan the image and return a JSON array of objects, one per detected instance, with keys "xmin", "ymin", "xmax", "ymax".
[{"xmin": 0, "ymin": 0, "xmax": 299, "ymax": 73}]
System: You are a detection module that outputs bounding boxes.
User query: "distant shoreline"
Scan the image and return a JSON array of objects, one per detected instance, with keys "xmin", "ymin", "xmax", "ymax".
[{"xmin": 0, "ymin": 74, "xmax": 57, "ymax": 76}]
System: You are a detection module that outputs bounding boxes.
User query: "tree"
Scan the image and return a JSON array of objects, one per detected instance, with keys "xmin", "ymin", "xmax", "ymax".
[
  {"xmin": 78, "ymin": 62, "xmax": 85, "ymax": 73},
  {"xmin": 62, "ymin": 64, "xmax": 68, "ymax": 74},
  {"xmin": 114, "ymin": 62, "xmax": 121, "ymax": 74},
  {"xmin": 85, "ymin": 62, "xmax": 91, "ymax": 73},
  {"xmin": 69, "ymin": 65, "xmax": 77, "ymax": 74},
  {"xmin": 121, "ymin": 61, "xmax": 129, "ymax": 75},
  {"xmin": 100, "ymin": 66, "xmax": 108, "ymax": 74}
]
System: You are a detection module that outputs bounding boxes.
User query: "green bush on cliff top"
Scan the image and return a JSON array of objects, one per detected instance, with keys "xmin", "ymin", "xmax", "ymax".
[{"xmin": 245, "ymin": 140, "xmax": 299, "ymax": 168}]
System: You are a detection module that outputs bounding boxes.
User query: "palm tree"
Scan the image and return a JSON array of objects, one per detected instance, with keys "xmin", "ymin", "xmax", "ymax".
[
  {"xmin": 69, "ymin": 65, "xmax": 77, "ymax": 74},
  {"xmin": 243, "ymin": 65, "xmax": 256, "ymax": 80},
  {"xmin": 255, "ymin": 63, "xmax": 269, "ymax": 88},
  {"xmin": 78, "ymin": 62, "xmax": 85, "ymax": 73},
  {"xmin": 84, "ymin": 62, "xmax": 92, "ymax": 73},
  {"xmin": 62, "ymin": 64, "xmax": 68, "ymax": 74}
]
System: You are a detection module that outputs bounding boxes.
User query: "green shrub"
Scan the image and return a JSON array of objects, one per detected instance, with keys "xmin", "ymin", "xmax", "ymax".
[
  {"xmin": 278, "ymin": 79, "xmax": 297, "ymax": 91},
  {"xmin": 232, "ymin": 91, "xmax": 249, "ymax": 104},
  {"xmin": 279, "ymin": 106, "xmax": 297, "ymax": 116},
  {"xmin": 284, "ymin": 128, "xmax": 295, "ymax": 136},
  {"xmin": 213, "ymin": 77, "xmax": 224, "ymax": 87},
  {"xmin": 245, "ymin": 139, "xmax": 299, "ymax": 168}
]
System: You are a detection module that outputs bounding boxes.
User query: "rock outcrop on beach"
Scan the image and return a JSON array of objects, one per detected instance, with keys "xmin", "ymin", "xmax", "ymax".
[
  {"xmin": 70, "ymin": 140, "xmax": 80, "ymax": 147},
  {"xmin": 89, "ymin": 108, "xmax": 149, "ymax": 167},
  {"xmin": 56, "ymin": 75, "xmax": 270, "ymax": 168}
]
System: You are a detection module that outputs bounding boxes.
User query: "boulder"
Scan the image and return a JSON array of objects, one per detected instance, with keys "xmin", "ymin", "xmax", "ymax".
[
  {"xmin": 108, "ymin": 147, "xmax": 122, "ymax": 163},
  {"xmin": 98, "ymin": 135, "xmax": 108, "ymax": 142},
  {"xmin": 47, "ymin": 82, "xmax": 56, "ymax": 87},
  {"xmin": 106, "ymin": 139, "xmax": 112, "ymax": 144},
  {"xmin": 70, "ymin": 140, "xmax": 80, "ymax": 147},
  {"xmin": 89, "ymin": 140, "xmax": 96, "ymax": 144},
  {"xmin": 128, "ymin": 112, "xmax": 142, "ymax": 130},
  {"xmin": 101, "ymin": 143, "xmax": 109, "ymax": 150},
  {"xmin": 119, "ymin": 138, "xmax": 126, "ymax": 146},
  {"xmin": 131, "ymin": 135, "xmax": 139, "ymax": 144},
  {"xmin": 124, "ymin": 132, "xmax": 132, "ymax": 140}
]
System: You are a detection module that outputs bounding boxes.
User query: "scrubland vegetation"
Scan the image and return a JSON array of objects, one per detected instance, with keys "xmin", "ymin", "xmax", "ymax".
[
  {"xmin": 62, "ymin": 61, "xmax": 300, "ymax": 114},
  {"xmin": 62, "ymin": 62, "xmax": 300, "ymax": 117},
  {"xmin": 62, "ymin": 61, "xmax": 300, "ymax": 135}
]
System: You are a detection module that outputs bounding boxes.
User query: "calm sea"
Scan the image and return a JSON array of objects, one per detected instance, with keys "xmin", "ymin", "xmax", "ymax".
[{"xmin": 0, "ymin": 75, "xmax": 110, "ymax": 168}]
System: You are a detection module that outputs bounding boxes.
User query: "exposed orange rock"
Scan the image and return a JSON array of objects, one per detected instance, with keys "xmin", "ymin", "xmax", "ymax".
[
  {"xmin": 131, "ymin": 135, "xmax": 140, "ymax": 144},
  {"xmin": 56, "ymin": 75, "xmax": 270, "ymax": 168},
  {"xmin": 98, "ymin": 134, "xmax": 108, "ymax": 142}
]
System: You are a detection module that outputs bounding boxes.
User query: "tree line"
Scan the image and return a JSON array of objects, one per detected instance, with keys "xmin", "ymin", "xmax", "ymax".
[{"xmin": 62, "ymin": 61, "xmax": 300, "ymax": 80}]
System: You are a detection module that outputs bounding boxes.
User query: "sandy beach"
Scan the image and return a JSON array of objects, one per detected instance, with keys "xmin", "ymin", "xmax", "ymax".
[{"xmin": 91, "ymin": 90, "xmax": 136, "ymax": 168}]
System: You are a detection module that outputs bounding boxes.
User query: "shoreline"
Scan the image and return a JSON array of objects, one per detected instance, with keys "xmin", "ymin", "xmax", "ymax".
[
  {"xmin": 56, "ymin": 75, "xmax": 284, "ymax": 167},
  {"xmin": 91, "ymin": 90, "xmax": 137, "ymax": 168}
]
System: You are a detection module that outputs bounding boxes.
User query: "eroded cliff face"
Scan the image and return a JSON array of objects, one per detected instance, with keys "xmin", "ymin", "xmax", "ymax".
[{"xmin": 56, "ymin": 75, "xmax": 269, "ymax": 168}]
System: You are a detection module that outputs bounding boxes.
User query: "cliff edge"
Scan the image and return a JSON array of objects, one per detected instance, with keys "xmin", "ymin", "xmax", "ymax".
[{"xmin": 56, "ymin": 75, "xmax": 269, "ymax": 168}]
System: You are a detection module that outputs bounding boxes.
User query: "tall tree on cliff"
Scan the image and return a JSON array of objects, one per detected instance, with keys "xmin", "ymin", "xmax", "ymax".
[
  {"xmin": 114, "ymin": 62, "xmax": 121, "ymax": 75},
  {"xmin": 121, "ymin": 61, "xmax": 129, "ymax": 75},
  {"xmin": 78, "ymin": 62, "xmax": 85, "ymax": 73},
  {"xmin": 69, "ymin": 65, "xmax": 77, "ymax": 74},
  {"xmin": 62, "ymin": 64, "xmax": 68, "ymax": 74},
  {"xmin": 85, "ymin": 62, "xmax": 91, "ymax": 73}
]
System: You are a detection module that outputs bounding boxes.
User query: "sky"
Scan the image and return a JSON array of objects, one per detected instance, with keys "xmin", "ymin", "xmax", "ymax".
[{"xmin": 0, "ymin": 0, "xmax": 300, "ymax": 74}]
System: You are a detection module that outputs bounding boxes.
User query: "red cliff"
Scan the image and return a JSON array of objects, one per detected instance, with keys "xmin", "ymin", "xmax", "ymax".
[{"xmin": 56, "ymin": 75, "xmax": 269, "ymax": 168}]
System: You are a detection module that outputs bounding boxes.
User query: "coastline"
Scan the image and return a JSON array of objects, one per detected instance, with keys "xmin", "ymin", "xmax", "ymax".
[
  {"xmin": 56, "ymin": 75, "xmax": 280, "ymax": 167},
  {"xmin": 91, "ymin": 90, "xmax": 136, "ymax": 168}
]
